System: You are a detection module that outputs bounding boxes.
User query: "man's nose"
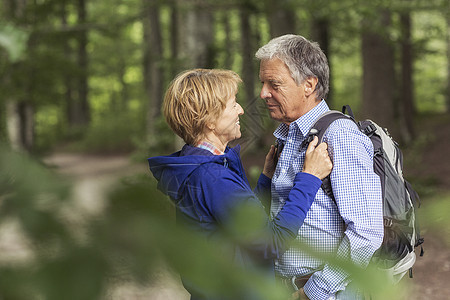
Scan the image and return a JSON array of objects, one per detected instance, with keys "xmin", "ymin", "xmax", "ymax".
[{"xmin": 260, "ymin": 85, "xmax": 272, "ymax": 99}]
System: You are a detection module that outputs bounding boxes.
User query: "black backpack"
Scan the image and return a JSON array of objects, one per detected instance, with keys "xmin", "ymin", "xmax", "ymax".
[{"xmin": 304, "ymin": 105, "xmax": 424, "ymax": 283}]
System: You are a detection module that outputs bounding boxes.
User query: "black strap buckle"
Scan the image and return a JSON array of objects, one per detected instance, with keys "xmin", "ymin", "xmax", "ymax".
[
  {"xmin": 363, "ymin": 124, "xmax": 377, "ymax": 136},
  {"xmin": 300, "ymin": 128, "xmax": 319, "ymax": 150},
  {"xmin": 384, "ymin": 218, "xmax": 393, "ymax": 227}
]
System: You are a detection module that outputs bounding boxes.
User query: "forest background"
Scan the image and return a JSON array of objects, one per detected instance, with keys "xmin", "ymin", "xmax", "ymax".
[{"xmin": 0, "ymin": 0, "xmax": 449, "ymax": 299}]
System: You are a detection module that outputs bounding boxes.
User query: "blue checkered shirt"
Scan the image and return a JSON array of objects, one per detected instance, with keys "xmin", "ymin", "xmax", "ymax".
[{"xmin": 270, "ymin": 100, "xmax": 384, "ymax": 300}]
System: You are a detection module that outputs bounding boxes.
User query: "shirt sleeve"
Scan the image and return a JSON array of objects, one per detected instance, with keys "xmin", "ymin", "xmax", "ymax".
[
  {"xmin": 192, "ymin": 165, "xmax": 322, "ymax": 260},
  {"xmin": 303, "ymin": 121, "xmax": 384, "ymax": 300}
]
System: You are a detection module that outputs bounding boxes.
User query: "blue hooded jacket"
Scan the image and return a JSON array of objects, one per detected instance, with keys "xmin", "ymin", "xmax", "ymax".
[{"xmin": 148, "ymin": 144, "xmax": 321, "ymax": 299}]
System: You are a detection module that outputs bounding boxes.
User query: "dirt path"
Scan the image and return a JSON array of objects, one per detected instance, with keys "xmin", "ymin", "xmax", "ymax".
[
  {"xmin": 408, "ymin": 232, "xmax": 450, "ymax": 300},
  {"xmin": 43, "ymin": 152, "xmax": 449, "ymax": 299}
]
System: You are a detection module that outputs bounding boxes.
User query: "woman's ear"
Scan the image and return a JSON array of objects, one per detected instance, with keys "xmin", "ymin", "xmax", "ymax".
[
  {"xmin": 304, "ymin": 77, "xmax": 318, "ymax": 97},
  {"xmin": 206, "ymin": 123, "xmax": 215, "ymax": 131}
]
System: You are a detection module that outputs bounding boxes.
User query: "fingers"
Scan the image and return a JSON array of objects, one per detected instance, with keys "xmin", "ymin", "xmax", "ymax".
[
  {"xmin": 272, "ymin": 144, "xmax": 278, "ymax": 160},
  {"xmin": 306, "ymin": 136, "xmax": 329, "ymax": 157},
  {"xmin": 305, "ymin": 136, "xmax": 318, "ymax": 155},
  {"xmin": 263, "ymin": 145, "xmax": 277, "ymax": 179},
  {"xmin": 302, "ymin": 138, "xmax": 332, "ymax": 179},
  {"xmin": 315, "ymin": 141, "xmax": 328, "ymax": 152},
  {"xmin": 266, "ymin": 145, "xmax": 275, "ymax": 158}
]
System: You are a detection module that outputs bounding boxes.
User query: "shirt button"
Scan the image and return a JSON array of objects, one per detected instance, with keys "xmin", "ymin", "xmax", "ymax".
[
  {"xmin": 288, "ymin": 138, "xmax": 293, "ymax": 143},
  {"xmin": 281, "ymin": 169, "xmax": 286, "ymax": 174}
]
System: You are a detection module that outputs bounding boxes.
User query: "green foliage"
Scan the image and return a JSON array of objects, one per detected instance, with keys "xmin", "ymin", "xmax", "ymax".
[
  {"xmin": 149, "ymin": 116, "xmax": 179, "ymax": 153},
  {"xmin": 329, "ymin": 39, "xmax": 363, "ymax": 111},
  {"xmin": 79, "ymin": 113, "xmax": 143, "ymax": 154},
  {"xmin": 1, "ymin": 0, "xmax": 448, "ymax": 152},
  {"xmin": 418, "ymin": 192, "xmax": 450, "ymax": 246},
  {"xmin": 0, "ymin": 146, "xmax": 70, "ymax": 242},
  {"xmin": 0, "ymin": 24, "xmax": 28, "ymax": 63},
  {"xmin": 0, "ymin": 145, "xmax": 290, "ymax": 299},
  {"xmin": 34, "ymin": 105, "xmax": 66, "ymax": 152},
  {"xmin": 402, "ymin": 112, "xmax": 450, "ymax": 197},
  {"xmin": 249, "ymin": 165, "xmax": 264, "ymax": 186},
  {"xmin": 1, "ymin": 142, "xmax": 449, "ymax": 298},
  {"xmin": 103, "ymin": 175, "xmax": 290, "ymax": 299},
  {"xmin": 413, "ymin": 11, "xmax": 448, "ymax": 113}
]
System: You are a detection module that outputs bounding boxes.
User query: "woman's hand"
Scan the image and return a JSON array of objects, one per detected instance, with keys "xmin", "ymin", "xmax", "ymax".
[
  {"xmin": 290, "ymin": 288, "xmax": 310, "ymax": 300},
  {"xmin": 262, "ymin": 145, "xmax": 277, "ymax": 179},
  {"xmin": 302, "ymin": 136, "xmax": 332, "ymax": 180}
]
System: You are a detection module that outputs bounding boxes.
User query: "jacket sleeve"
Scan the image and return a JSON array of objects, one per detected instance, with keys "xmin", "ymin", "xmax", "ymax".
[
  {"xmin": 253, "ymin": 173, "xmax": 271, "ymax": 213},
  {"xmin": 193, "ymin": 165, "xmax": 322, "ymax": 259}
]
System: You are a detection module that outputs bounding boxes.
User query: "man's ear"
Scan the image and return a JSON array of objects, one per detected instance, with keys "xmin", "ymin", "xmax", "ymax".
[{"xmin": 304, "ymin": 77, "xmax": 318, "ymax": 97}]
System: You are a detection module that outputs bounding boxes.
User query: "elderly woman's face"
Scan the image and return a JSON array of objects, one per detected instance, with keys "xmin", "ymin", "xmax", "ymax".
[{"xmin": 214, "ymin": 94, "xmax": 244, "ymax": 145}]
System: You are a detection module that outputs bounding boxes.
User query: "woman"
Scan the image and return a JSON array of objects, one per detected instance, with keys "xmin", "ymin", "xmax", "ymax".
[{"xmin": 148, "ymin": 69, "xmax": 332, "ymax": 299}]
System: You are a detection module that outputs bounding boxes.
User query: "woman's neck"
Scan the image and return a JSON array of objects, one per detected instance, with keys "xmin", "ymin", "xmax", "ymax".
[{"xmin": 198, "ymin": 135, "xmax": 226, "ymax": 154}]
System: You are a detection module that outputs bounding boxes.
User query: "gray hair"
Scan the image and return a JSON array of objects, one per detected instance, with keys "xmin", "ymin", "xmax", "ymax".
[{"xmin": 255, "ymin": 34, "xmax": 329, "ymax": 100}]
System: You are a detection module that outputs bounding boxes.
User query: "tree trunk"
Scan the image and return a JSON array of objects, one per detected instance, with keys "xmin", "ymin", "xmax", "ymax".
[
  {"xmin": 67, "ymin": 0, "xmax": 90, "ymax": 130},
  {"xmin": 240, "ymin": 8, "xmax": 254, "ymax": 103},
  {"xmin": 264, "ymin": 0, "xmax": 296, "ymax": 38},
  {"xmin": 361, "ymin": 10, "xmax": 398, "ymax": 138},
  {"xmin": 77, "ymin": 0, "xmax": 90, "ymax": 126},
  {"xmin": 399, "ymin": 12, "xmax": 415, "ymax": 143},
  {"xmin": 18, "ymin": 101, "xmax": 34, "ymax": 151},
  {"xmin": 6, "ymin": 101, "xmax": 20, "ymax": 150},
  {"xmin": 447, "ymin": 8, "xmax": 450, "ymax": 113},
  {"xmin": 169, "ymin": 2, "xmax": 180, "ymax": 78},
  {"xmin": 0, "ymin": 99, "xmax": 6, "ymax": 143},
  {"xmin": 177, "ymin": 0, "xmax": 215, "ymax": 68},
  {"xmin": 118, "ymin": 57, "xmax": 129, "ymax": 112},
  {"xmin": 5, "ymin": 98, "xmax": 34, "ymax": 151},
  {"xmin": 143, "ymin": 0, "xmax": 164, "ymax": 148},
  {"xmin": 223, "ymin": 12, "xmax": 233, "ymax": 69},
  {"xmin": 3, "ymin": 0, "xmax": 34, "ymax": 151},
  {"xmin": 61, "ymin": 0, "xmax": 75, "ymax": 134},
  {"xmin": 240, "ymin": 4, "xmax": 264, "ymax": 151},
  {"xmin": 3, "ymin": 0, "xmax": 27, "ymax": 18},
  {"xmin": 311, "ymin": 17, "xmax": 332, "ymax": 106},
  {"xmin": 166, "ymin": 0, "xmax": 215, "ymax": 149}
]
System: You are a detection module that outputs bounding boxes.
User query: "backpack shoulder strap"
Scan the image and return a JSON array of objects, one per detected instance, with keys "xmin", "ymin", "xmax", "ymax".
[
  {"xmin": 304, "ymin": 106, "xmax": 356, "ymax": 201},
  {"xmin": 305, "ymin": 109, "xmax": 354, "ymax": 143}
]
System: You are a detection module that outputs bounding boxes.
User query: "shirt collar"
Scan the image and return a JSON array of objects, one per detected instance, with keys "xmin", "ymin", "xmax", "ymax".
[
  {"xmin": 273, "ymin": 100, "xmax": 330, "ymax": 141},
  {"xmin": 196, "ymin": 141, "xmax": 224, "ymax": 155}
]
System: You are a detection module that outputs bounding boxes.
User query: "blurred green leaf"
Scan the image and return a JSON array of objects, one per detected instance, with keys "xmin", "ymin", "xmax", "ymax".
[
  {"xmin": 418, "ymin": 193, "xmax": 450, "ymax": 245},
  {"xmin": 0, "ymin": 24, "xmax": 28, "ymax": 62},
  {"xmin": 1, "ymin": 142, "xmax": 448, "ymax": 299}
]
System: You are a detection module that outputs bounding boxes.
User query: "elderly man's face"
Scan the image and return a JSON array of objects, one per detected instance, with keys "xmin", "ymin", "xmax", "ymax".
[{"xmin": 259, "ymin": 58, "xmax": 313, "ymax": 125}]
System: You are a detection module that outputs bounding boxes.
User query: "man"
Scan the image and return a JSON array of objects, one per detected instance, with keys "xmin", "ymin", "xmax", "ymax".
[{"xmin": 255, "ymin": 34, "xmax": 384, "ymax": 299}]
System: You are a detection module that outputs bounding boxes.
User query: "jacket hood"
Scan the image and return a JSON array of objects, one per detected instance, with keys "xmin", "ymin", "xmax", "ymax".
[{"xmin": 148, "ymin": 144, "xmax": 243, "ymax": 201}]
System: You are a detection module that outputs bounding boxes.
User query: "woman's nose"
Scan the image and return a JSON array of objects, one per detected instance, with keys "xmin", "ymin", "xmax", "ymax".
[{"xmin": 238, "ymin": 103, "xmax": 244, "ymax": 115}]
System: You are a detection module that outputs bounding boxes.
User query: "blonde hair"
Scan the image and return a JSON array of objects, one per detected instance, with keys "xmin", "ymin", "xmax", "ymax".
[{"xmin": 163, "ymin": 69, "xmax": 242, "ymax": 145}]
